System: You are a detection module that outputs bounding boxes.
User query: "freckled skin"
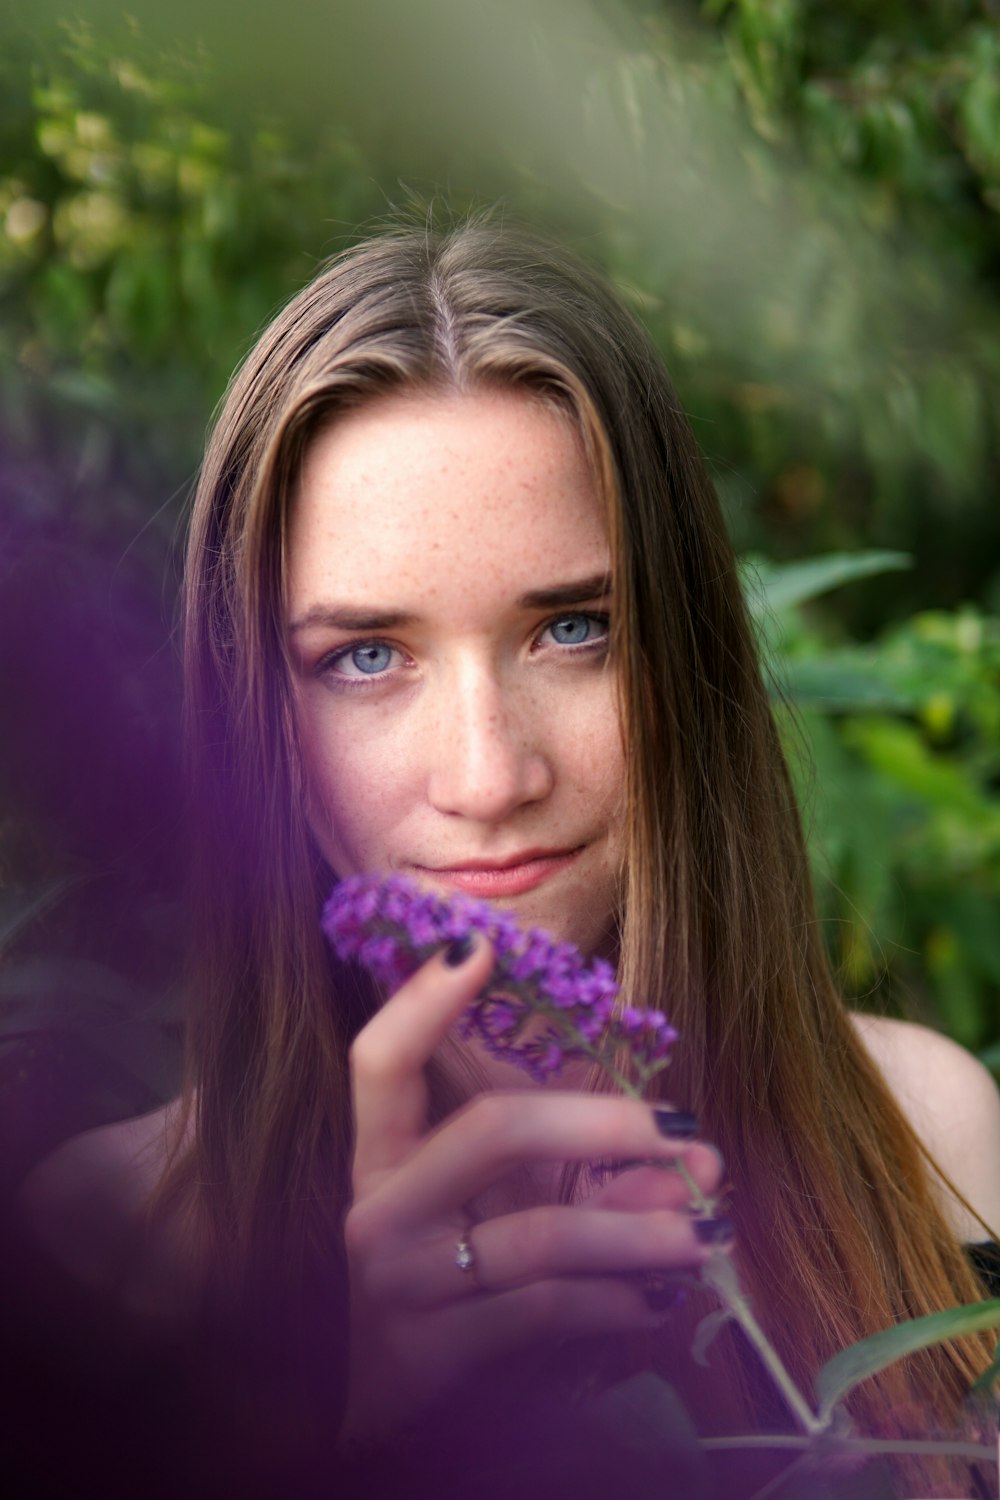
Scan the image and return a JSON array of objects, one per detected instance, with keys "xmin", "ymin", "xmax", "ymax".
[{"xmin": 286, "ymin": 389, "xmax": 626, "ymax": 963}]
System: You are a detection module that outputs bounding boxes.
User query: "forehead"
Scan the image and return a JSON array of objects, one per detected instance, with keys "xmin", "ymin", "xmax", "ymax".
[{"xmin": 286, "ymin": 389, "xmax": 609, "ymax": 611}]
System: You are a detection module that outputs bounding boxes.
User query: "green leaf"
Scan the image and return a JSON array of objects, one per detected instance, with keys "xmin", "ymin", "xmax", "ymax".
[
  {"xmin": 960, "ymin": 50, "xmax": 1000, "ymax": 174},
  {"xmin": 970, "ymin": 1336, "xmax": 1000, "ymax": 1396},
  {"xmin": 740, "ymin": 552, "xmax": 911, "ymax": 620},
  {"xmin": 843, "ymin": 718, "xmax": 995, "ymax": 822},
  {"xmin": 816, "ymin": 1301, "xmax": 1000, "ymax": 1418},
  {"xmin": 779, "ymin": 654, "xmax": 916, "ymax": 712},
  {"xmin": 45, "ymin": 369, "xmax": 117, "ymax": 413}
]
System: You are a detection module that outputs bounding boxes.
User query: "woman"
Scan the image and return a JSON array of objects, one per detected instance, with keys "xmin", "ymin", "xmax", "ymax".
[{"xmin": 22, "ymin": 220, "xmax": 1000, "ymax": 1482}]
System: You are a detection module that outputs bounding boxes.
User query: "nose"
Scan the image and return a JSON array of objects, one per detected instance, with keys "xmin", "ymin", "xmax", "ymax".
[{"xmin": 426, "ymin": 668, "xmax": 554, "ymax": 824}]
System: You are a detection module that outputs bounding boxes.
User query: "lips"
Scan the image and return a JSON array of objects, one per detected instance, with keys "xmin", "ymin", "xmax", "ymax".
[{"xmin": 414, "ymin": 847, "xmax": 583, "ymax": 898}]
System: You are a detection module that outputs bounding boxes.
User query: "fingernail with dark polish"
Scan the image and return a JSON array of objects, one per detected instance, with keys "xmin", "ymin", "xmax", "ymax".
[
  {"xmin": 445, "ymin": 935, "xmax": 476, "ymax": 967},
  {"xmin": 693, "ymin": 1216, "xmax": 736, "ymax": 1248},
  {"xmin": 653, "ymin": 1108, "xmax": 699, "ymax": 1141}
]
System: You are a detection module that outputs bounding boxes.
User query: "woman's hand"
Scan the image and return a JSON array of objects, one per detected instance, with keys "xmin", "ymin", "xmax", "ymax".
[{"xmin": 342, "ymin": 936, "xmax": 725, "ymax": 1439}]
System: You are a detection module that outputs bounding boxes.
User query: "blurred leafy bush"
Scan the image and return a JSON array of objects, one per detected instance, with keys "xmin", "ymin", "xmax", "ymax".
[
  {"xmin": 0, "ymin": 17, "xmax": 386, "ymax": 550},
  {"xmin": 748, "ymin": 554, "xmax": 1000, "ymax": 1052}
]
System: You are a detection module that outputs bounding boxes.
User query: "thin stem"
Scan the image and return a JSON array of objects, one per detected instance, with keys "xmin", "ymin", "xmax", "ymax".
[
  {"xmin": 701, "ymin": 1435, "xmax": 814, "ymax": 1451},
  {"xmin": 701, "ymin": 1252, "xmax": 826, "ymax": 1438},
  {"xmin": 702, "ymin": 1433, "xmax": 996, "ymax": 1464},
  {"xmin": 851, "ymin": 1436, "xmax": 997, "ymax": 1463},
  {"xmin": 673, "ymin": 1154, "xmax": 713, "ymax": 1215},
  {"xmin": 579, "ymin": 1027, "xmax": 824, "ymax": 1439},
  {"xmin": 578, "ymin": 1045, "xmax": 641, "ymax": 1098}
]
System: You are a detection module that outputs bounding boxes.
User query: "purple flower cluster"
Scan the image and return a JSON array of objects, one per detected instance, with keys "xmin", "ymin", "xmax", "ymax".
[{"xmin": 322, "ymin": 873, "xmax": 678, "ymax": 1086}]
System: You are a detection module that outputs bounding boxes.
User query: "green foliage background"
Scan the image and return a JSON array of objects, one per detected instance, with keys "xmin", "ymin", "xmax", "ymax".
[{"xmin": 1, "ymin": 0, "xmax": 999, "ymax": 1158}]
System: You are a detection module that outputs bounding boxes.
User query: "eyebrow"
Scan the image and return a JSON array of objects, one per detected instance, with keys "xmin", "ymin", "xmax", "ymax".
[
  {"xmin": 516, "ymin": 573, "xmax": 612, "ymax": 610},
  {"xmin": 288, "ymin": 573, "xmax": 612, "ymax": 635},
  {"xmin": 289, "ymin": 606, "xmax": 417, "ymax": 634}
]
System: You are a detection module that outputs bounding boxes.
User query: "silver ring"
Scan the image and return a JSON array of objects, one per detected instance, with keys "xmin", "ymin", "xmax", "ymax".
[
  {"xmin": 455, "ymin": 1226, "xmax": 483, "ymax": 1290},
  {"xmin": 455, "ymin": 1229, "xmax": 476, "ymax": 1275}
]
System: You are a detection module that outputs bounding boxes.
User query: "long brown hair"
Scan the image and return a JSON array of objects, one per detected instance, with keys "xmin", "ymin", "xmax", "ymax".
[{"xmin": 160, "ymin": 217, "xmax": 992, "ymax": 1451}]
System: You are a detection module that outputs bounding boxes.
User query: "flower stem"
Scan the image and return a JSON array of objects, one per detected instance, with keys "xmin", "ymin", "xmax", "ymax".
[
  {"xmin": 608, "ymin": 1067, "xmax": 824, "ymax": 1439},
  {"xmin": 701, "ymin": 1433, "xmax": 996, "ymax": 1463},
  {"xmin": 583, "ymin": 1040, "xmax": 822, "ymax": 1436},
  {"xmin": 700, "ymin": 1252, "xmax": 826, "ymax": 1437}
]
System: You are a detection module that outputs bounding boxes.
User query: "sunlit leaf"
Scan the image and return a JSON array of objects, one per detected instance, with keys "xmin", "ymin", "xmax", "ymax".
[{"xmin": 843, "ymin": 718, "xmax": 995, "ymax": 821}]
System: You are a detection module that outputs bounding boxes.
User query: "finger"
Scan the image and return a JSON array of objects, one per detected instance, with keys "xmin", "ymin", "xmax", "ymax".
[
  {"xmin": 351, "ymin": 936, "xmax": 495, "ymax": 1183},
  {"xmin": 585, "ymin": 1146, "xmax": 725, "ymax": 1211},
  {"xmin": 365, "ymin": 1203, "xmax": 719, "ymax": 1309},
  {"xmin": 361, "ymin": 1092, "xmax": 709, "ymax": 1232}
]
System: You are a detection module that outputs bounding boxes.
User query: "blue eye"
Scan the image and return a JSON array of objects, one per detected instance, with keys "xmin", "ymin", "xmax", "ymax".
[
  {"xmin": 347, "ymin": 643, "xmax": 394, "ymax": 674},
  {"xmin": 321, "ymin": 640, "xmax": 403, "ymax": 684},
  {"xmin": 543, "ymin": 613, "xmax": 609, "ymax": 649},
  {"xmin": 549, "ymin": 616, "xmax": 593, "ymax": 645}
]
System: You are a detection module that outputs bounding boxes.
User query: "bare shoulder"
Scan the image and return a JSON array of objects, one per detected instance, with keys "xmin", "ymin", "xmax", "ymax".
[
  {"xmin": 851, "ymin": 1013, "xmax": 1000, "ymax": 1240},
  {"xmin": 17, "ymin": 1100, "xmax": 188, "ymax": 1310}
]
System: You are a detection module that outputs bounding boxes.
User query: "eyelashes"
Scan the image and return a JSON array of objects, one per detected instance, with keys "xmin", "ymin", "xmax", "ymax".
[
  {"xmin": 534, "ymin": 613, "xmax": 609, "ymax": 652},
  {"xmin": 319, "ymin": 640, "xmax": 411, "ymax": 685},
  {"xmin": 315, "ymin": 611, "xmax": 611, "ymax": 692}
]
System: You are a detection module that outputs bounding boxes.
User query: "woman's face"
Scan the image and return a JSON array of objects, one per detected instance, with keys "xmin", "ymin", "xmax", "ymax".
[{"xmin": 286, "ymin": 388, "xmax": 625, "ymax": 958}]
